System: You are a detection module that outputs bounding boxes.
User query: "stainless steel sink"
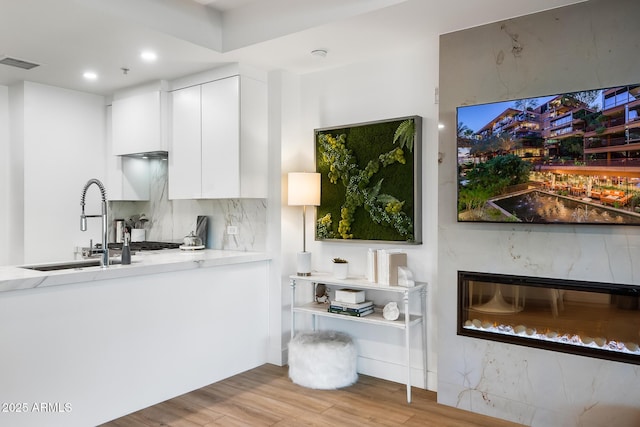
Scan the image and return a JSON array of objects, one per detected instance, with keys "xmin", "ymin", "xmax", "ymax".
[{"xmin": 20, "ymin": 259, "xmax": 122, "ymax": 271}]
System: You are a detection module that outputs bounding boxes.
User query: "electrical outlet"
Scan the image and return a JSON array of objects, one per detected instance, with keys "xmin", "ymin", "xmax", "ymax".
[{"xmin": 227, "ymin": 225, "xmax": 238, "ymax": 235}]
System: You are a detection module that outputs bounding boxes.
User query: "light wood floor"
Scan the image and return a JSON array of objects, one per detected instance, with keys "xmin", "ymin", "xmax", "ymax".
[{"xmin": 101, "ymin": 364, "xmax": 524, "ymax": 426}]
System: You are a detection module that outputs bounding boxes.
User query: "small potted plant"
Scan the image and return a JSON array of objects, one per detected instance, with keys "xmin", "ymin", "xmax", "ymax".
[{"xmin": 332, "ymin": 257, "xmax": 349, "ymax": 279}]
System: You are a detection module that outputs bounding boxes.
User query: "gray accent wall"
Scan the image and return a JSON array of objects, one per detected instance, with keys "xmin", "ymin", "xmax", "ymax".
[{"xmin": 438, "ymin": 0, "xmax": 640, "ymax": 425}]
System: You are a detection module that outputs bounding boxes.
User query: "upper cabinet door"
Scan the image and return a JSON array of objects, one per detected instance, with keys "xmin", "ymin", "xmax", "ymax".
[
  {"xmin": 112, "ymin": 91, "xmax": 166, "ymax": 155},
  {"xmin": 201, "ymin": 76, "xmax": 240, "ymax": 198},
  {"xmin": 168, "ymin": 73, "xmax": 267, "ymax": 200},
  {"xmin": 106, "ymin": 105, "xmax": 150, "ymax": 201},
  {"xmin": 169, "ymin": 85, "xmax": 203, "ymax": 200}
]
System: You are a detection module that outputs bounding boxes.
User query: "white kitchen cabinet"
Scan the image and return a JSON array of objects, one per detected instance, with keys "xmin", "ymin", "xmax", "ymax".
[
  {"xmin": 168, "ymin": 84, "xmax": 201, "ymax": 199},
  {"xmin": 112, "ymin": 90, "xmax": 168, "ymax": 155},
  {"xmin": 106, "ymin": 106, "xmax": 150, "ymax": 200},
  {"xmin": 169, "ymin": 75, "xmax": 267, "ymax": 199}
]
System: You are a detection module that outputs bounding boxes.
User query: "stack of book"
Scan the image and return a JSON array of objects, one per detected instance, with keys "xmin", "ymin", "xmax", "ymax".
[{"xmin": 328, "ymin": 300, "xmax": 374, "ymax": 317}]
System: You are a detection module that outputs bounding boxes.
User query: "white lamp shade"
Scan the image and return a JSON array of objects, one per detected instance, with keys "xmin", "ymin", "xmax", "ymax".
[{"xmin": 288, "ymin": 172, "xmax": 321, "ymax": 206}]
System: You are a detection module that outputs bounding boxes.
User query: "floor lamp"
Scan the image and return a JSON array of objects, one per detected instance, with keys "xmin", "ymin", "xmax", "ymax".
[{"xmin": 288, "ymin": 172, "xmax": 321, "ymax": 276}]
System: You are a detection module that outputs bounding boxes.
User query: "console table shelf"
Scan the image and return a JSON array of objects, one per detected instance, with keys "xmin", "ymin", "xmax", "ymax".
[
  {"xmin": 289, "ymin": 273, "xmax": 427, "ymax": 403},
  {"xmin": 294, "ymin": 302, "xmax": 423, "ymax": 329}
]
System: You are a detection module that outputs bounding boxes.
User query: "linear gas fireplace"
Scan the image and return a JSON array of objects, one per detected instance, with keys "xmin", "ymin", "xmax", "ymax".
[{"xmin": 458, "ymin": 271, "xmax": 640, "ymax": 364}]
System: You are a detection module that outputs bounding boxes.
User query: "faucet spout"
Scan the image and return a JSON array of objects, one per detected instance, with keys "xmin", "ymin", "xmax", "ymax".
[{"xmin": 80, "ymin": 179, "xmax": 109, "ymax": 268}]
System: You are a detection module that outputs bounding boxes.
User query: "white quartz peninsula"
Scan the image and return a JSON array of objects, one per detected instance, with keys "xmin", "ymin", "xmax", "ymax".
[
  {"xmin": 0, "ymin": 249, "xmax": 269, "ymax": 293},
  {"xmin": 0, "ymin": 250, "xmax": 271, "ymax": 427}
]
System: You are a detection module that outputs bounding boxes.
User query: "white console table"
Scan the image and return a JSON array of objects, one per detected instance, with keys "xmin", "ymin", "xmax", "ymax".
[{"xmin": 289, "ymin": 273, "xmax": 427, "ymax": 403}]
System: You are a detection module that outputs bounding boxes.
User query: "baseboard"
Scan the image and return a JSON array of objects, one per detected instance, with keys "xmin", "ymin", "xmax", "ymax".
[{"xmin": 357, "ymin": 355, "xmax": 429, "ymax": 390}]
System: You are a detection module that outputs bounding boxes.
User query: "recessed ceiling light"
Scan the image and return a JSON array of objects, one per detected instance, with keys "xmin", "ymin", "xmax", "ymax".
[
  {"xmin": 140, "ymin": 51, "xmax": 157, "ymax": 62},
  {"xmin": 83, "ymin": 71, "xmax": 98, "ymax": 80}
]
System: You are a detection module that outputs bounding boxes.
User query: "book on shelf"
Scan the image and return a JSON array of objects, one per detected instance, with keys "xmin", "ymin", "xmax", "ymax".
[
  {"xmin": 328, "ymin": 307, "xmax": 374, "ymax": 317},
  {"xmin": 329, "ymin": 304, "xmax": 373, "ymax": 314},
  {"xmin": 366, "ymin": 248, "xmax": 377, "ymax": 283},
  {"xmin": 376, "ymin": 249, "xmax": 407, "ymax": 285},
  {"xmin": 329, "ymin": 300, "xmax": 373, "ymax": 310}
]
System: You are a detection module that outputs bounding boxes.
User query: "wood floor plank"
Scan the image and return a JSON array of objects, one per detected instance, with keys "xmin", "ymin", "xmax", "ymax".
[
  {"xmin": 204, "ymin": 414, "xmax": 263, "ymax": 427},
  {"xmin": 131, "ymin": 404, "xmax": 203, "ymax": 427},
  {"xmin": 101, "ymin": 415, "xmax": 150, "ymax": 427},
  {"xmin": 166, "ymin": 396, "xmax": 227, "ymax": 424},
  {"xmin": 196, "ymin": 384, "xmax": 287, "ymax": 426},
  {"xmin": 213, "ymin": 380, "xmax": 327, "ymax": 420},
  {"xmin": 222, "ymin": 372, "xmax": 332, "ymax": 413},
  {"xmin": 101, "ymin": 364, "xmax": 526, "ymax": 427},
  {"xmin": 321, "ymin": 405, "xmax": 409, "ymax": 426},
  {"xmin": 322, "ymin": 392, "xmax": 414, "ymax": 425}
]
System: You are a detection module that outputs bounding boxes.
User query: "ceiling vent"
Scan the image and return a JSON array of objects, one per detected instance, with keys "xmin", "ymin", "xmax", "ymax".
[{"xmin": 0, "ymin": 56, "xmax": 40, "ymax": 70}]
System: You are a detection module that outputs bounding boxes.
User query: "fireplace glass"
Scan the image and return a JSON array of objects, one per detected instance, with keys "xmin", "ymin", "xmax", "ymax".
[{"xmin": 458, "ymin": 271, "xmax": 640, "ymax": 364}]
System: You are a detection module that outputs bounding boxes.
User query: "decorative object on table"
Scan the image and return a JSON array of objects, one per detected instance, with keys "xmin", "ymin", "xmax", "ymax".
[
  {"xmin": 288, "ymin": 172, "xmax": 321, "ymax": 276},
  {"xmin": 114, "ymin": 219, "xmax": 125, "ymax": 243},
  {"xmin": 180, "ymin": 231, "xmax": 205, "ymax": 250},
  {"xmin": 397, "ymin": 266, "xmax": 415, "ymax": 287},
  {"xmin": 129, "ymin": 213, "xmax": 149, "ymax": 242},
  {"xmin": 121, "ymin": 235, "xmax": 131, "ymax": 265},
  {"xmin": 331, "ymin": 257, "xmax": 349, "ymax": 279},
  {"xmin": 335, "ymin": 288, "xmax": 365, "ymax": 304},
  {"xmin": 376, "ymin": 249, "xmax": 407, "ymax": 285},
  {"xmin": 131, "ymin": 228, "xmax": 145, "ymax": 242},
  {"xmin": 383, "ymin": 301, "xmax": 400, "ymax": 321},
  {"xmin": 328, "ymin": 300, "xmax": 374, "ymax": 317},
  {"xmin": 314, "ymin": 116, "xmax": 422, "ymax": 243},
  {"xmin": 196, "ymin": 215, "xmax": 209, "ymax": 248},
  {"xmin": 315, "ymin": 283, "xmax": 329, "ymax": 304},
  {"xmin": 288, "ymin": 330, "xmax": 358, "ymax": 389}
]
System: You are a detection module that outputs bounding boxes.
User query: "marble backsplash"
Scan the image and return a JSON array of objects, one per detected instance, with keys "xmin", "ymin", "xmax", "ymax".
[{"xmin": 110, "ymin": 159, "xmax": 266, "ymax": 251}]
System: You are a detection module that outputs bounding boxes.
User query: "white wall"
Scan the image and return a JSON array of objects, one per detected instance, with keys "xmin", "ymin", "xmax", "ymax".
[
  {"xmin": 281, "ymin": 42, "xmax": 440, "ymax": 389},
  {"xmin": 7, "ymin": 84, "xmax": 25, "ymax": 266},
  {"xmin": 438, "ymin": 1, "xmax": 640, "ymax": 426},
  {"xmin": 265, "ymin": 69, "xmax": 301, "ymax": 365},
  {"xmin": 0, "ymin": 86, "xmax": 9, "ymax": 265},
  {"xmin": 277, "ymin": 70, "xmax": 304, "ymax": 365},
  {"xmin": 19, "ymin": 82, "xmax": 106, "ymax": 264}
]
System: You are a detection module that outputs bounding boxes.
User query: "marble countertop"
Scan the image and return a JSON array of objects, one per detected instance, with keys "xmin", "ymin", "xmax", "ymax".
[{"xmin": 0, "ymin": 249, "xmax": 270, "ymax": 294}]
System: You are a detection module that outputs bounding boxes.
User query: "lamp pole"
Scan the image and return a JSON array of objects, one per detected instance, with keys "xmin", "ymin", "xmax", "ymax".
[{"xmin": 302, "ymin": 205, "xmax": 307, "ymax": 253}]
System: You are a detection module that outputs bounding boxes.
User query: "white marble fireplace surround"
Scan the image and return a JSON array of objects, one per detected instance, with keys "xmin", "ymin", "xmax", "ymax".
[
  {"xmin": 438, "ymin": 1, "xmax": 640, "ymax": 426},
  {"xmin": 110, "ymin": 159, "xmax": 266, "ymax": 252}
]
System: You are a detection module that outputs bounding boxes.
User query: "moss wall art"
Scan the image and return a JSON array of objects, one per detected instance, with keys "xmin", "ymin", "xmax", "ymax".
[{"xmin": 315, "ymin": 116, "xmax": 422, "ymax": 243}]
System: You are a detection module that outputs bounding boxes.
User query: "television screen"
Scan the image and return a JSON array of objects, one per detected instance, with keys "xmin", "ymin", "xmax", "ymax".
[{"xmin": 456, "ymin": 84, "xmax": 640, "ymax": 225}]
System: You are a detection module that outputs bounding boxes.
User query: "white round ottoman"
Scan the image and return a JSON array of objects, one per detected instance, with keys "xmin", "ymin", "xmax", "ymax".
[{"xmin": 288, "ymin": 330, "xmax": 358, "ymax": 389}]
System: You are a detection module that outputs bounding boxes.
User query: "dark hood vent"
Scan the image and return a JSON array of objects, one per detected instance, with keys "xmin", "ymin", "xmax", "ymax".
[
  {"xmin": 120, "ymin": 151, "xmax": 168, "ymax": 160},
  {"xmin": 0, "ymin": 56, "xmax": 40, "ymax": 70}
]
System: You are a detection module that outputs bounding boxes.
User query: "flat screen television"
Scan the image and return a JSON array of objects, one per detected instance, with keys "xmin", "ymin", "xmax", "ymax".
[{"xmin": 456, "ymin": 83, "xmax": 640, "ymax": 225}]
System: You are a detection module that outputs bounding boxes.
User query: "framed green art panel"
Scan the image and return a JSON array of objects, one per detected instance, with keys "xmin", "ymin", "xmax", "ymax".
[{"xmin": 315, "ymin": 116, "xmax": 422, "ymax": 243}]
